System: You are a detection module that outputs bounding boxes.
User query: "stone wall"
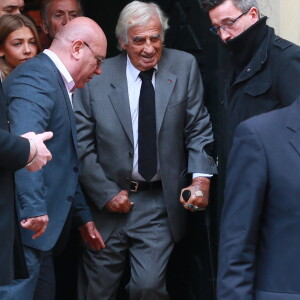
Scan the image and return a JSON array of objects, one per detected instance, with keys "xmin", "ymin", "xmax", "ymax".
[{"xmin": 257, "ymin": 0, "xmax": 300, "ymax": 45}]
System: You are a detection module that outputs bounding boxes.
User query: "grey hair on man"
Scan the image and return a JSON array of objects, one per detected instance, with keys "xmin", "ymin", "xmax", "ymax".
[
  {"xmin": 115, "ymin": 0, "xmax": 169, "ymax": 51},
  {"xmin": 201, "ymin": 0, "xmax": 259, "ymax": 13}
]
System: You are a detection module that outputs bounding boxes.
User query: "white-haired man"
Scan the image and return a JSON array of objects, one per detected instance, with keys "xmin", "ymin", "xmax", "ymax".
[{"xmin": 74, "ymin": 1, "xmax": 217, "ymax": 299}]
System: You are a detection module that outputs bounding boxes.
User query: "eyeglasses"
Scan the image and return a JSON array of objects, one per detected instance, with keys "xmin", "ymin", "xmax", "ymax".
[
  {"xmin": 209, "ymin": 10, "xmax": 250, "ymax": 35},
  {"xmin": 83, "ymin": 41, "xmax": 104, "ymax": 68}
]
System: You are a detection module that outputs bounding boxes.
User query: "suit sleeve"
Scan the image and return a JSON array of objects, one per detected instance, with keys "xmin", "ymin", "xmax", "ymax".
[
  {"xmin": 72, "ymin": 182, "xmax": 92, "ymax": 226},
  {"xmin": 74, "ymin": 84, "xmax": 121, "ymax": 210},
  {"xmin": 0, "ymin": 129, "xmax": 29, "ymax": 170},
  {"xmin": 184, "ymin": 56, "xmax": 217, "ymax": 174},
  {"xmin": 217, "ymin": 121, "xmax": 268, "ymax": 300},
  {"xmin": 277, "ymin": 43, "xmax": 300, "ymax": 106},
  {"xmin": 0, "ymin": 83, "xmax": 30, "ymax": 170},
  {"xmin": 3, "ymin": 64, "xmax": 54, "ymax": 219}
]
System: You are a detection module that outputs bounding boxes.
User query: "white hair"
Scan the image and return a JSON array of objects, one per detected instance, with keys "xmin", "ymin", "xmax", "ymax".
[{"xmin": 115, "ymin": 1, "xmax": 169, "ymax": 51}]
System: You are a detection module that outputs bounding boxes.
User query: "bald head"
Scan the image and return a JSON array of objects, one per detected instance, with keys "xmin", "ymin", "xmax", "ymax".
[
  {"xmin": 50, "ymin": 17, "xmax": 107, "ymax": 90},
  {"xmin": 52, "ymin": 17, "xmax": 106, "ymax": 48}
]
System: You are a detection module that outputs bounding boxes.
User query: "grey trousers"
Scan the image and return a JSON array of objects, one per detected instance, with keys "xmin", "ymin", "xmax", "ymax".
[{"xmin": 78, "ymin": 188, "xmax": 174, "ymax": 300}]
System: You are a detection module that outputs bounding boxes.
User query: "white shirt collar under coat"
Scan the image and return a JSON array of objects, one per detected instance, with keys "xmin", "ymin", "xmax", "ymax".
[
  {"xmin": 43, "ymin": 49, "xmax": 75, "ymax": 99},
  {"xmin": 126, "ymin": 55, "xmax": 158, "ymax": 83}
]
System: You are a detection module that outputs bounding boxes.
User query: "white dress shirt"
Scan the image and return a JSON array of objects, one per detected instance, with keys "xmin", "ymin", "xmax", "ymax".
[
  {"xmin": 43, "ymin": 49, "xmax": 75, "ymax": 105},
  {"xmin": 126, "ymin": 56, "xmax": 160, "ymax": 181},
  {"xmin": 125, "ymin": 56, "xmax": 211, "ymax": 181}
]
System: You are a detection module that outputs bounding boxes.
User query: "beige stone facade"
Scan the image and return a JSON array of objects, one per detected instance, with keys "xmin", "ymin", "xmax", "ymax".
[{"xmin": 257, "ymin": 0, "xmax": 300, "ymax": 45}]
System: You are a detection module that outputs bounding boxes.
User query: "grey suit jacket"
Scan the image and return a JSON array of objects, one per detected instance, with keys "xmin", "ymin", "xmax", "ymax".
[
  {"xmin": 3, "ymin": 53, "xmax": 91, "ymax": 251},
  {"xmin": 74, "ymin": 48, "xmax": 217, "ymax": 243},
  {"xmin": 217, "ymin": 98, "xmax": 300, "ymax": 299}
]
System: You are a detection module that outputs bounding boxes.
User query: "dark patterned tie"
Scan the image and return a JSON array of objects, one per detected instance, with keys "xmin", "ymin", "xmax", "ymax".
[{"xmin": 138, "ymin": 68, "xmax": 157, "ymax": 181}]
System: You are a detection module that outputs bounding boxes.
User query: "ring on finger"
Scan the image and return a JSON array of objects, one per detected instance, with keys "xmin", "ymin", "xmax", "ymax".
[
  {"xmin": 185, "ymin": 203, "xmax": 194, "ymax": 209},
  {"xmin": 193, "ymin": 205, "xmax": 205, "ymax": 211}
]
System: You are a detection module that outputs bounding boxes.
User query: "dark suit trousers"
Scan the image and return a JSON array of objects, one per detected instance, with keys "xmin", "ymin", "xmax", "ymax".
[
  {"xmin": 78, "ymin": 187, "xmax": 174, "ymax": 300},
  {"xmin": 0, "ymin": 246, "xmax": 55, "ymax": 300}
]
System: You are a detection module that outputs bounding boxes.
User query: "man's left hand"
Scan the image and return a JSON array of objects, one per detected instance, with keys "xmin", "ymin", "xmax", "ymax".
[
  {"xmin": 20, "ymin": 214, "xmax": 49, "ymax": 239},
  {"xmin": 78, "ymin": 221, "xmax": 105, "ymax": 251},
  {"xmin": 180, "ymin": 177, "xmax": 210, "ymax": 212}
]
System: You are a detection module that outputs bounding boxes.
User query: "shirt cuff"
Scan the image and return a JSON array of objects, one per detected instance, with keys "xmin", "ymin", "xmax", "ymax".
[{"xmin": 193, "ymin": 173, "xmax": 213, "ymax": 178}]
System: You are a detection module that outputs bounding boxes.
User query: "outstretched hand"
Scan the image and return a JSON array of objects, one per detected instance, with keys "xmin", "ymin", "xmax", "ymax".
[{"xmin": 22, "ymin": 131, "xmax": 53, "ymax": 172}]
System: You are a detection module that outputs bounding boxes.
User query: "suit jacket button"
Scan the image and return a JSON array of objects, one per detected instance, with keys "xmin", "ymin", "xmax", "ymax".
[
  {"xmin": 73, "ymin": 166, "xmax": 78, "ymax": 172},
  {"xmin": 129, "ymin": 152, "xmax": 133, "ymax": 157},
  {"xmin": 67, "ymin": 196, "xmax": 73, "ymax": 202}
]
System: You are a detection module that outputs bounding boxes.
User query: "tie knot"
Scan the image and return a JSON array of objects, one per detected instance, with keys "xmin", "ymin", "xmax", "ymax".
[{"xmin": 139, "ymin": 68, "xmax": 154, "ymax": 81}]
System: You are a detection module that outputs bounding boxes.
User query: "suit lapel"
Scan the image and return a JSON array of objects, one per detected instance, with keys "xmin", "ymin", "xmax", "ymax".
[
  {"xmin": 107, "ymin": 52, "xmax": 177, "ymax": 144},
  {"xmin": 0, "ymin": 82, "xmax": 9, "ymax": 130},
  {"xmin": 155, "ymin": 57, "xmax": 177, "ymax": 135},
  {"xmin": 51, "ymin": 59, "xmax": 78, "ymax": 153},
  {"xmin": 287, "ymin": 99, "xmax": 300, "ymax": 156},
  {"xmin": 108, "ymin": 55, "xmax": 133, "ymax": 145},
  {"xmin": 39, "ymin": 53, "xmax": 78, "ymax": 151}
]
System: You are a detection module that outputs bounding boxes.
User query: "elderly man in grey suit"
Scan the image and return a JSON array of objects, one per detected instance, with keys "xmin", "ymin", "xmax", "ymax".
[{"xmin": 74, "ymin": 1, "xmax": 217, "ymax": 299}]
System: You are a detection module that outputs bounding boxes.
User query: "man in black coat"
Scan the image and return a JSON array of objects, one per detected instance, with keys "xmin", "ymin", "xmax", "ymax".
[
  {"xmin": 0, "ymin": 82, "xmax": 52, "ymax": 288},
  {"xmin": 201, "ymin": 0, "xmax": 300, "ymax": 218}
]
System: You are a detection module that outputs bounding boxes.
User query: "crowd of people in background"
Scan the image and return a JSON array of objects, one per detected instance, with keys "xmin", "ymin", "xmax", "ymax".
[{"xmin": 1, "ymin": 0, "xmax": 300, "ymax": 300}]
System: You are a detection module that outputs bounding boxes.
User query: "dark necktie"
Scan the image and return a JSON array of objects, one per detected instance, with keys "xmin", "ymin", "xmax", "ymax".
[{"xmin": 138, "ymin": 68, "xmax": 157, "ymax": 181}]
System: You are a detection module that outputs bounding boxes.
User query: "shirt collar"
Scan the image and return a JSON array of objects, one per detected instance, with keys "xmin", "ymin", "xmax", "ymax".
[
  {"xmin": 43, "ymin": 49, "xmax": 75, "ymax": 93},
  {"xmin": 126, "ymin": 55, "xmax": 158, "ymax": 82}
]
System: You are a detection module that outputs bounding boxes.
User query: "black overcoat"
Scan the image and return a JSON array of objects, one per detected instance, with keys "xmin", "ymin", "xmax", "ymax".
[
  {"xmin": 215, "ymin": 25, "xmax": 300, "ymax": 214},
  {"xmin": 0, "ymin": 82, "xmax": 29, "ymax": 285}
]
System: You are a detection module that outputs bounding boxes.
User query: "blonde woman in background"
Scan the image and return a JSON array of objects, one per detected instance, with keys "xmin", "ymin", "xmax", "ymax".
[{"xmin": 0, "ymin": 14, "xmax": 41, "ymax": 80}]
